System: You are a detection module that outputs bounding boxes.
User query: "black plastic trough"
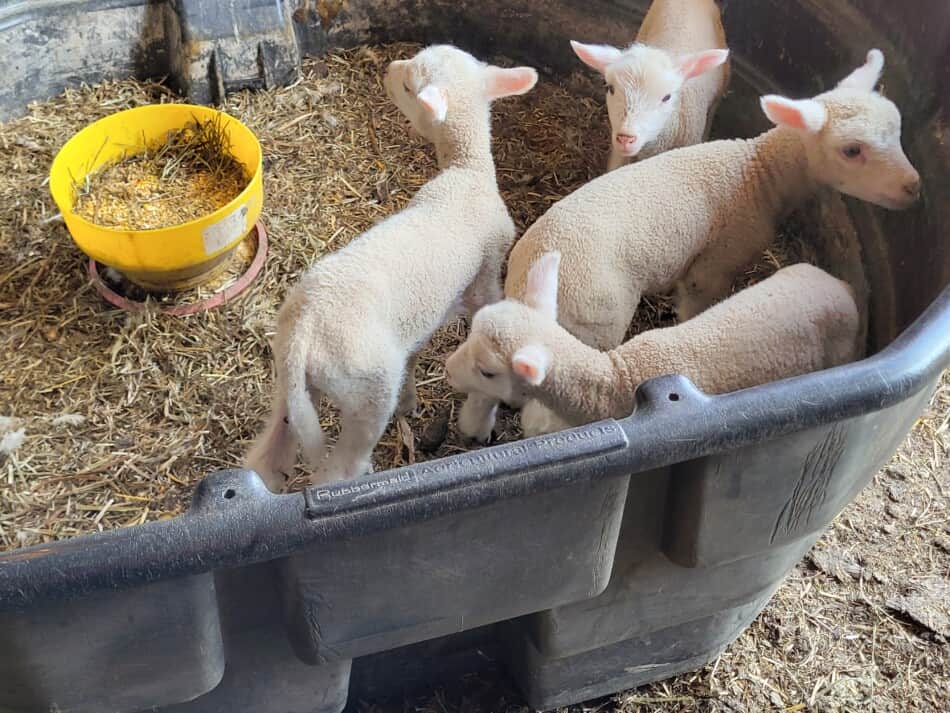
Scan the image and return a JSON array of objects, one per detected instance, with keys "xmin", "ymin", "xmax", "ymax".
[{"xmin": 0, "ymin": 1, "xmax": 948, "ymax": 712}]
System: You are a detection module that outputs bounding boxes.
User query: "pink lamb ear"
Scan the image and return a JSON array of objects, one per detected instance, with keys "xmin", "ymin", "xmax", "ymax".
[
  {"xmin": 837, "ymin": 49, "xmax": 885, "ymax": 92},
  {"xmin": 760, "ymin": 95, "xmax": 827, "ymax": 133},
  {"xmin": 570, "ymin": 41, "xmax": 623, "ymax": 74},
  {"xmin": 512, "ymin": 345, "xmax": 551, "ymax": 386},
  {"xmin": 484, "ymin": 66, "xmax": 538, "ymax": 100},
  {"xmin": 523, "ymin": 252, "xmax": 561, "ymax": 319},
  {"xmin": 417, "ymin": 84, "xmax": 448, "ymax": 122},
  {"xmin": 677, "ymin": 49, "xmax": 730, "ymax": 80}
]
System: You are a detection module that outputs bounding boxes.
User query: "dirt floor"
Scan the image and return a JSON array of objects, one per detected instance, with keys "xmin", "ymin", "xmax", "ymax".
[{"xmin": 0, "ymin": 42, "xmax": 946, "ymax": 711}]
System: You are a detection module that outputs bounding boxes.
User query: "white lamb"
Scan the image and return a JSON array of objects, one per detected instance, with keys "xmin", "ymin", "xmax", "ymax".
[
  {"xmin": 245, "ymin": 45, "xmax": 537, "ymax": 490},
  {"xmin": 457, "ymin": 49, "xmax": 920, "ymax": 442},
  {"xmin": 446, "ymin": 254, "xmax": 859, "ymax": 429},
  {"xmin": 571, "ymin": 0, "xmax": 730, "ymax": 171}
]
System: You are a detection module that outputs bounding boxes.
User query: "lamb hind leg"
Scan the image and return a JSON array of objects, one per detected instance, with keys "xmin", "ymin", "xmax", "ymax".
[
  {"xmin": 244, "ymin": 401, "xmax": 297, "ymax": 492},
  {"xmin": 397, "ymin": 352, "xmax": 420, "ymax": 416},
  {"xmin": 313, "ymin": 358, "xmax": 403, "ymax": 485},
  {"xmin": 314, "ymin": 395, "xmax": 397, "ymax": 485},
  {"xmin": 244, "ymin": 362, "xmax": 298, "ymax": 492}
]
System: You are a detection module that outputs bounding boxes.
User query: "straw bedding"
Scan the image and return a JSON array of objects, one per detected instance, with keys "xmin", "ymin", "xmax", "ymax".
[{"xmin": 0, "ymin": 42, "xmax": 842, "ymax": 547}]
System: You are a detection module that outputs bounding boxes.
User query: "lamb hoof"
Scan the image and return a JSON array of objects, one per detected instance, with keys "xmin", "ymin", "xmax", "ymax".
[
  {"xmin": 310, "ymin": 461, "xmax": 373, "ymax": 486},
  {"xmin": 310, "ymin": 471, "xmax": 335, "ymax": 487},
  {"xmin": 258, "ymin": 471, "xmax": 287, "ymax": 494},
  {"xmin": 350, "ymin": 459, "xmax": 374, "ymax": 478}
]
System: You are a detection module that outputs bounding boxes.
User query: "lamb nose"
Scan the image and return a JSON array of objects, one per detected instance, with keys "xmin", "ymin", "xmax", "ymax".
[{"xmin": 903, "ymin": 178, "xmax": 921, "ymax": 198}]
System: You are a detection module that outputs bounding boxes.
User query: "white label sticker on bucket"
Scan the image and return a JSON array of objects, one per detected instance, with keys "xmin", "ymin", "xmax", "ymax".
[{"xmin": 202, "ymin": 202, "xmax": 249, "ymax": 256}]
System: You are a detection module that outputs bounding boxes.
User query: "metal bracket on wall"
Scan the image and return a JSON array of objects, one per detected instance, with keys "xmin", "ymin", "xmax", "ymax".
[
  {"xmin": 168, "ymin": 0, "xmax": 302, "ymax": 105},
  {"xmin": 0, "ymin": 1, "xmax": 349, "ymax": 119},
  {"xmin": 0, "ymin": 1, "xmax": 306, "ymax": 119}
]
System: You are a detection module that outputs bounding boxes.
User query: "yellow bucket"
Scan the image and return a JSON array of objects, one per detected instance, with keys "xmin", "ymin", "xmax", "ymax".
[{"xmin": 49, "ymin": 104, "xmax": 263, "ymax": 291}]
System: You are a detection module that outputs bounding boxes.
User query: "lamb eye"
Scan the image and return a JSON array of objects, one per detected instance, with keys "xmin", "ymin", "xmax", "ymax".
[
  {"xmin": 606, "ymin": 84, "xmax": 615, "ymax": 95},
  {"xmin": 661, "ymin": 93, "xmax": 672, "ymax": 103},
  {"xmin": 479, "ymin": 368, "xmax": 496, "ymax": 379},
  {"xmin": 841, "ymin": 144, "xmax": 862, "ymax": 159},
  {"xmin": 403, "ymin": 82, "xmax": 411, "ymax": 93}
]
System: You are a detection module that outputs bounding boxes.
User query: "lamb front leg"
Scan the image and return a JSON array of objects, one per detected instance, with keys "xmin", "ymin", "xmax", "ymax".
[
  {"xmin": 458, "ymin": 392, "xmax": 498, "ymax": 445},
  {"xmin": 244, "ymin": 364, "xmax": 299, "ymax": 493},
  {"xmin": 674, "ymin": 273, "xmax": 734, "ymax": 322},
  {"xmin": 313, "ymin": 350, "xmax": 403, "ymax": 485},
  {"xmin": 314, "ymin": 407, "xmax": 387, "ymax": 484},
  {"xmin": 244, "ymin": 400, "xmax": 297, "ymax": 492},
  {"xmin": 454, "ymin": 256, "xmax": 508, "ymax": 444}
]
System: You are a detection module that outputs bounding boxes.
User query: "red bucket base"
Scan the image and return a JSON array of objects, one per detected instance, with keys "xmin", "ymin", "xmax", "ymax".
[{"xmin": 89, "ymin": 221, "xmax": 268, "ymax": 316}]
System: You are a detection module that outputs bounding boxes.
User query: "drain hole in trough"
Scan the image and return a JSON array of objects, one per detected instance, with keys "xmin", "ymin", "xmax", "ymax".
[
  {"xmin": 224, "ymin": 489, "xmax": 237, "ymax": 500},
  {"xmin": 668, "ymin": 393, "xmax": 680, "ymax": 402}
]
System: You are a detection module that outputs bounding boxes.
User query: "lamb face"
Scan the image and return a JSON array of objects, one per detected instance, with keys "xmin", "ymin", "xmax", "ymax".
[{"xmin": 761, "ymin": 50, "xmax": 921, "ymax": 211}]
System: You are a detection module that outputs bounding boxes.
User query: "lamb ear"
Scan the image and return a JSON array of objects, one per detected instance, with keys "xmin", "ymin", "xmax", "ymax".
[
  {"xmin": 837, "ymin": 49, "xmax": 884, "ymax": 92},
  {"xmin": 512, "ymin": 345, "xmax": 551, "ymax": 386},
  {"xmin": 523, "ymin": 252, "xmax": 561, "ymax": 319},
  {"xmin": 570, "ymin": 41, "xmax": 623, "ymax": 74},
  {"xmin": 677, "ymin": 49, "xmax": 729, "ymax": 80},
  {"xmin": 760, "ymin": 95, "xmax": 827, "ymax": 133},
  {"xmin": 417, "ymin": 84, "xmax": 448, "ymax": 122},
  {"xmin": 484, "ymin": 66, "xmax": 538, "ymax": 100}
]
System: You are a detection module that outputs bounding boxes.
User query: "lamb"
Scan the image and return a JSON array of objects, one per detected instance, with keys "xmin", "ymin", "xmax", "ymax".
[
  {"xmin": 571, "ymin": 0, "xmax": 730, "ymax": 171},
  {"xmin": 245, "ymin": 45, "xmax": 537, "ymax": 490},
  {"xmin": 446, "ymin": 254, "xmax": 859, "ymax": 432},
  {"xmin": 457, "ymin": 48, "xmax": 920, "ymax": 442}
]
